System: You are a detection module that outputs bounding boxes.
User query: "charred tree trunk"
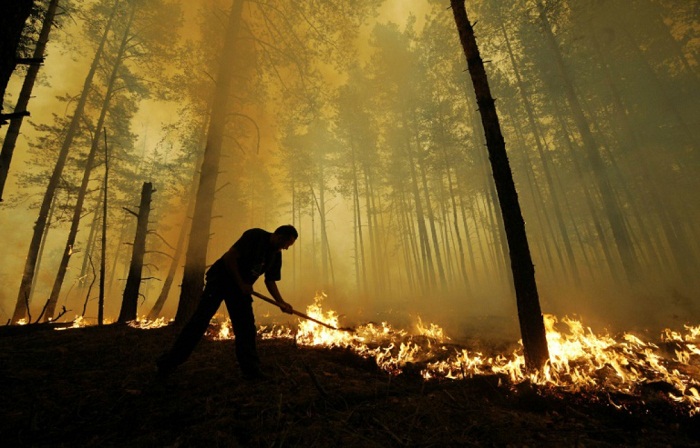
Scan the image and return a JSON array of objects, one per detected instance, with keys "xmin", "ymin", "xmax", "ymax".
[
  {"xmin": 0, "ymin": 0, "xmax": 33, "ymax": 124},
  {"xmin": 118, "ymin": 182, "xmax": 154, "ymax": 323},
  {"xmin": 175, "ymin": 0, "xmax": 244, "ymax": 325},
  {"xmin": 43, "ymin": 4, "xmax": 135, "ymax": 322},
  {"xmin": 11, "ymin": 1, "xmax": 119, "ymax": 324},
  {"xmin": 1, "ymin": 0, "xmax": 59, "ymax": 200},
  {"xmin": 506, "ymin": 106, "xmax": 558, "ymax": 277},
  {"xmin": 451, "ymin": 0, "xmax": 549, "ymax": 370},
  {"xmin": 98, "ymin": 129, "xmax": 108, "ymax": 325}
]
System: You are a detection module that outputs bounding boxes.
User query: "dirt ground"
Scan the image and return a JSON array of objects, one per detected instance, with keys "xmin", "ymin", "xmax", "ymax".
[{"xmin": 1, "ymin": 324, "xmax": 698, "ymax": 447}]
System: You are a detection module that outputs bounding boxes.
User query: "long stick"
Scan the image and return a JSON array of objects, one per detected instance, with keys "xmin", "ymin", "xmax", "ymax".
[{"xmin": 251, "ymin": 291, "xmax": 353, "ymax": 332}]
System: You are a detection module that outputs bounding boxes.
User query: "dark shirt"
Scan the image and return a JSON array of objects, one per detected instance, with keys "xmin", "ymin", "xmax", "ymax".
[{"xmin": 207, "ymin": 228, "xmax": 282, "ymax": 286}]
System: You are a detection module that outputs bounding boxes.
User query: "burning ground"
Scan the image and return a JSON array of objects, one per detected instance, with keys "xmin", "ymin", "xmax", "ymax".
[{"xmin": 1, "ymin": 300, "xmax": 699, "ymax": 447}]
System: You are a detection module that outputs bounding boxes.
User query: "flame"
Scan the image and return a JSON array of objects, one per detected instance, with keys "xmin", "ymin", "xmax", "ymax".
[
  {"xmin": 258, "ymin": 296, "xmax": 699, "ymax": 416},
  {"xmin": 128, "ymin": 316, "xmax": 171, "ymax": 329}
]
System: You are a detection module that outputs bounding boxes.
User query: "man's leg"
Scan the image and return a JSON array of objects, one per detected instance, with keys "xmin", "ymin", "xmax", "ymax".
[
  {"xmin": 224, "ymin": 294, "xmax": 260, "ymax": 376},
  {"xmin": 157, "ymin": 283, "xmax": 223, "ymax": 375}
]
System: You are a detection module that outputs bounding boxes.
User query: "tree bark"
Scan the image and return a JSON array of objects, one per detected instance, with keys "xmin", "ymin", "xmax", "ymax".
[
  {"xmin": 118, "ymin": 182, "xmax": 154, "ymax": 323},
  {"xmin": 450, "ymin": 0, "xmax": 549, "ymax": 370}
]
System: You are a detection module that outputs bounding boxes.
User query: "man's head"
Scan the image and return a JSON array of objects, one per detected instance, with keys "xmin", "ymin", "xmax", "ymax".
[{"xmin": 272, "ymin": 225, "xmax": 298, "ymax": 250}]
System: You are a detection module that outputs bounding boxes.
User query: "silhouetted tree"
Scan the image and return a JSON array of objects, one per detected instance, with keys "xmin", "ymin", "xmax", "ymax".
[{"xmin": 450, "ymin": 0, "xmax": 549, "ymax": 370}]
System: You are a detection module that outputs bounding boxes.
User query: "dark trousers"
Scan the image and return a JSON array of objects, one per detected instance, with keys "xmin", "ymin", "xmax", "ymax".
[{"xmin": 161, "ymin": 277, "xmax": 259, "ymax": 374}]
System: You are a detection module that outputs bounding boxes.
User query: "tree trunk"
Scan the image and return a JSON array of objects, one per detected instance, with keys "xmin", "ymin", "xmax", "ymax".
[
  {"xmin": 318, "ymin": 165, "xmax": 329, "ymax": 285},
  {"xmin": 78, "ymin": 193, "xmax": 103, "ymax": 289},
  {"xmin": 405, "ymin": 131, "xmax": 436, "ymax": 290},
  {"xmin": 1, "ymin": 0, "xmax": 59, "ymax": 200},
  {"xmin": 310, "ymin": 183, "xmax": 334, "ymax": 287},
  {"xmin": 11, "ymin": 0, "xmax": 119, "ymax": 324},
  {"xmin": 437, "ymin": 122, "xmax": 469, "ymax": 289},
  {"xmin": 175, "ymin": 0, "xmax": 244, "ymax": 325},
  {"xmin": 592, "ymin": 26, "xmax": 697, "ymax": 282},
  {"xmin": 450, "ymin": 0, "xmax": 549, "ymax": 370},
  {"xmin": 552, "ymin": 98, "xmax": 621, "ymax": 282},
  {"xmin": 0, "ymin": 0, "xmax": 33, "ymax": 124},
  {"xmin": 99, "ymin": 129, "xmax": 108, "ymax": 325},
  {"xmin": 147, "ymin": 136, "xmax": 205, "ymax": 320},
  {"xmin": 416, "ymin": 141, "xmax": 448, "ymax": 291},
  {"xmin": 501, "ymin": 23, "xmax": 580, "ymax": 285},
  {"xmin": 147, "ymin": 213, "xmax": 189, "ymax": 320},
  {"xmin": 537, "ymin": 1, "xmax": 638, "ymax": 282},
  {"xmin": 108, "ymin": 214, "xmax": 130, "ymax": 292},
  {"xmin": 350, "ymin": 138, "xmax": 368, "ymax": 295},
  {"xmin": 29, "ymin": 193, "xmax": 56, "ymax": 304},
  {"xmin": 118, "ymin": 182, "xmax": 154, "ymax": 323},
  {"xmin": 43, "ymin": 4, "xmax": 135, "ymax": 321},
  {"xmin": 509, "ymin": 109, "xmax": 558, "ymax": 277}
]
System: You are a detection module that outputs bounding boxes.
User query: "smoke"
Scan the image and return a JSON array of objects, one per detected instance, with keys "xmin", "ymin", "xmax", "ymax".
[{"xmin": 1, "ymin": 0, "xmax": 698, "ymax": 338}]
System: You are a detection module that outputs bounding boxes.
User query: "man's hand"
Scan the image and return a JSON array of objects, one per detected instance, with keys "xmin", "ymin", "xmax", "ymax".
[{"xmin": 278, "ymin": 301, "xmax": 293, "ymax": 314}]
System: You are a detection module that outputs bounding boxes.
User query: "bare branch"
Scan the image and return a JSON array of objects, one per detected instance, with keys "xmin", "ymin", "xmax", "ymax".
[{"xmin": 122, "ymin": 207, "xmax": 138, "ymax": 217}]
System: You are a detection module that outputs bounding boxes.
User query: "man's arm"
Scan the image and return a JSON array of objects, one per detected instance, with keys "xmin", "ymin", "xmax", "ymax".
[
  {"xmin": 221, "ymin": 247, "xmax": 252, "ymax": 294},
  {"xmin": 265, "ymin": 279, "xmax": 293, "ymax": 314}
]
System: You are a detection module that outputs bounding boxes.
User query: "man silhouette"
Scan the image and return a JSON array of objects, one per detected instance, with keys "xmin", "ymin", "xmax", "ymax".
[{"xmin": 157, "ymin": 225, "xmax": 297, "ymax": 379}]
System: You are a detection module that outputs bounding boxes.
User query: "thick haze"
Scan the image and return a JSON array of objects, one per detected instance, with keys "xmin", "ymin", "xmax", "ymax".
[{"xmin": 1, "ymin": 0, "xmax": 698, "ymax": 338}]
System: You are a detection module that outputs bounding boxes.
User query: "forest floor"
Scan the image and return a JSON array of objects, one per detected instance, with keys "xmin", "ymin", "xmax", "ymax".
[{"xmin": 1, "ymin": 323, "xmax": 699, "ymax": 447}]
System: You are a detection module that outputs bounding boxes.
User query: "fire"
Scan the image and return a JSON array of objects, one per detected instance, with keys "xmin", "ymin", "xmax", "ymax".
[
  {"xmin": 252, "ymin": 295, "xmax": 700, "ymax": 416},
  {"xmin": 128, "ymin": 316, "xmax": 170, "ymax": 330},
  {"xmin": 43, "ymin": 293, "xmax": 698, "ymax": 416}
]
